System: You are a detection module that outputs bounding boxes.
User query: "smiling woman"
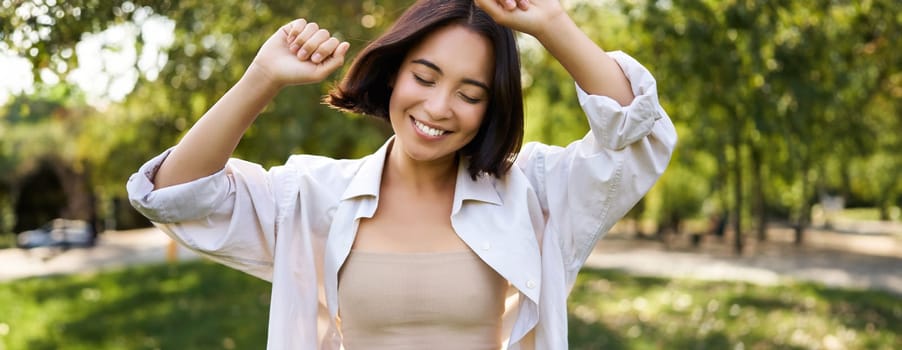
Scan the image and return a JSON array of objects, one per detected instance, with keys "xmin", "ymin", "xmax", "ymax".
[
  {"xmin": 387, "ymin": 26, "xmax": 494, "ymax": 162},
  {"xmin": 327, "ymin": 2, "xmax": 522, "ymax": 180},
  {"xmin": 127, "ymin": 0, "xmax": 677, "ymax": 349}
]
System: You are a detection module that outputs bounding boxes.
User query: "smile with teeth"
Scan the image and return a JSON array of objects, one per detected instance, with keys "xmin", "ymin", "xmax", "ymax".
[{"xmin": 413, "ymin": 118, "xmax": 449, "ymax": 137}]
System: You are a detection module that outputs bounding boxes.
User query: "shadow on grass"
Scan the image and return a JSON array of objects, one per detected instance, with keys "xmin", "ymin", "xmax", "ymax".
[
  {"xmin": 5, "ymin": 264, "xmax": 900, "ymax": 349},
  {"xmin": 567, "ymin": 268, "xmax": 746, "ymax": 349},
  {"xmin": 568, "ymin": 268, "xmax": 664, "ymax": 349},
  {"xmin": 10, "ymin": 261, "xmax": 271, "ymax": 349},
  {"xmin": 810, "ymin": 284, "xmax": 902, "ymax": 330},
  {"xmin": 568, "ymin": 313, "xmax": 627, "ymax": 350},
  {"xmin": 727, "ymin": 282, "xmax": 902, "ymax": 332}
]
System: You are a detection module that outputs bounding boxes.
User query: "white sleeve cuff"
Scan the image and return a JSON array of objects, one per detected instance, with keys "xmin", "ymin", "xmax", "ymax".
[
  {"xmin": 126, "ymin": 149, "xmax": 232, "ymax": 223},
  {"xmin": 575, "ymin": 51, "xmax": 666, "ymax": 150}
]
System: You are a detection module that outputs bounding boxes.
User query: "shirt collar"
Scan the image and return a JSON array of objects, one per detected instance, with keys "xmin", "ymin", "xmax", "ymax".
[
  {"xmin": 340, "ymin": 138, "xmax": 391, "ymax": 201},
  {"xmin": 451, "ymin": 156, "xmax": 503, "ymax": 213},
  {"xmin": 340, "ymin": 136, "xmax": 503, "ymax": 208}
]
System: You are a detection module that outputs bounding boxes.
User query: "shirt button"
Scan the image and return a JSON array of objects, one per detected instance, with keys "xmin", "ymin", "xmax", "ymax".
[
  {"xmin": 481, "ymin": 242, "xmax": 491, "ymax": 251},
  {"xmin": 526, "ymin": 280, "xmax": 537, "ymax": 289}
]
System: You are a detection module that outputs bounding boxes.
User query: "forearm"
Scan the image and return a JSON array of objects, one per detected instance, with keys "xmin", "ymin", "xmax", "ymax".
[
  {"xmin": 534, "ymin": 14, "xmax": 634, "ymax": 106},
  {"xmin": 154, "ymin": 65, "xmax": 281, "ymax": 189}
]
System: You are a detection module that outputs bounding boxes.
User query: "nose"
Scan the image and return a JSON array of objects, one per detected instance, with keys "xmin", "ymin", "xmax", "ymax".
[{"xmin": 423, "ymin": 90, "xmax": 453, "ymax": 120}]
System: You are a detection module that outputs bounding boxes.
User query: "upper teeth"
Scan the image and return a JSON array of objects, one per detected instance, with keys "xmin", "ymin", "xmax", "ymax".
[{"xmin": 415, "ymin": 120, "xmax": 448, "ymax": 136}]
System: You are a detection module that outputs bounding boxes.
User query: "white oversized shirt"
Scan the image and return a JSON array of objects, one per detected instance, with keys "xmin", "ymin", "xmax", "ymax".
[{"xmin": 127, "ymin": 51, "xmax": 677, "ymax": 350}]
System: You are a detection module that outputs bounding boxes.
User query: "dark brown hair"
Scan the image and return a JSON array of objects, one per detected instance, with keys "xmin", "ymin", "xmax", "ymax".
[{"xmin": 326, "ymin": 0, "xmax": 523, "ymax": 179}]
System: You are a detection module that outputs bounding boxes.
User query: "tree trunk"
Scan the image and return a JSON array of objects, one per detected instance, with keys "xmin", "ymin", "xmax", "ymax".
[
  {"xmin": 711, "ymin": 144, "xmax": 730, "ymax": 243},
  {"xmin": 731, "ymin": 136, "xmax": 744, "ymax": 254},
  {"xmin": 878, "ymin": 193, "xmax": 890, "ymax": 221},
  {"xmin": 794, "ymin": 199, "xmax": 810, "ymax": 245},
  {"xmin": 747, "ymin": 22, "xmax": 768, "ymax": 244},
  {"xmin": 751, "ymin": 145, "xmax": 767, "ymax": 241},
  {"xmin": 0, "ymin": 187, "xmax": 13, "ymax": 234},
  {"xmin": 840, "ymin": 161, "xmax": 853, "ymax": 202},
  {"xmin": 794, "ymin": 165, "xmax": 811, "ymax": 245},
  {"xmin": 793, "ymin": 221, "xmax": 805, "ymax": 245}
]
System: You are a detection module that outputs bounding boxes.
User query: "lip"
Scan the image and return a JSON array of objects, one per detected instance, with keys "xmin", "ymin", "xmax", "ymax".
[{"xmin": 409, "ymin": 116, "xmax": 451, "ymax": 140}]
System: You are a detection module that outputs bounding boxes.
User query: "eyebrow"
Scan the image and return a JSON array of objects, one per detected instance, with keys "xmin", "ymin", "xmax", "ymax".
[{"xmin": 411, "ymin": 58, "xmax": 491, "ymax": 92}]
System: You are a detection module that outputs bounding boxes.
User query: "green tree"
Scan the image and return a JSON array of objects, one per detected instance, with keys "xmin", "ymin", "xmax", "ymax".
[
  {"xmin": 618, "ymin": 0, "xmax": 901, "ymax": 252},
  {"xmin": 0, "ymin": 85, "xmax": 98, "ymax": 231},
  {"xmin": 2, "ymin": 0, "xmax": 899, "ymax": 245},
  {"xmin": 1, "ymin": 0, "xmax": 409, "ymax": 229}
]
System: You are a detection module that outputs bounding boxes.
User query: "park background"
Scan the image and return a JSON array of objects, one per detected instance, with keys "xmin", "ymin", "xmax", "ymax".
[{"xmin": 0, "ymin": 0, "xmax": 899, "ymax": 349}]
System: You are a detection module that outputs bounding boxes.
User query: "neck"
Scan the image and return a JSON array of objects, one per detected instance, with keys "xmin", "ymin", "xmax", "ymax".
[{"xmin": 384, "ymin": 140, "xmax": 458, "ymax": 193}]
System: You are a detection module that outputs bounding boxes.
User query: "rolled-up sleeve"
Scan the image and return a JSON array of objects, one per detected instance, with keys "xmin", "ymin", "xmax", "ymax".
[
  {"xmin": 127, "ymin": 150, "xmax": 278, "ymax": 280},
  {"xmin": 127, "ymin": 149, "xmax": 236, "ymax": 223},
  {"xmin": 578, "ymin": 51, "xmax": 671, "ymax": 151},
  {"xmin": 517, "ymin": 51, "xmax": 677, "ymax": 272}
]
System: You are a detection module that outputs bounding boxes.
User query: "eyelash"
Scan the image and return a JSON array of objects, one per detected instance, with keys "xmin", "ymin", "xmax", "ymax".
[
  {"xmin": 458, "ymin": 93, "xmax": 480, "ymax": 104},
  {"xmin": 412, "ymin": 74, "xmax": 434, "ymax": 86},
  {"xmin": 412, "ymin": 73, "xmax": 482, "ymax": 104}
]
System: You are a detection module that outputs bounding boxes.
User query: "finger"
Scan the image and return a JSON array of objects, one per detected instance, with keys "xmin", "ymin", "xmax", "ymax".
[
  {"xmin": 336, "ymin": 41, "xmax": 350, "ymax": 58},
  {"xmin": 298, "ymin": 28, "xmax": 331, "ymax": 61},
  {"xmin": 284, "ymin": 18, "xmax": 308, "ymax": 44},
  {"xmin": 516, "ymin": 0, "xmax": 529, "ymax": 10},
  {"xmin": 290, "ymin": 22, "xmax": 320, "ymax": 56},
  {"xmin": 310, "ymin": 37, "xmax": 340, "ymax": 64},
  {"xmin": 501, "ymin": 0, "xmax": 517, "ymax": 10},
  {"xmin": 474, "ymin": 0, "xmax": 506, "ymax": 18},
  {"xmin": 318, "ymin": 41, "xmax": 350, "ymax": 76}
]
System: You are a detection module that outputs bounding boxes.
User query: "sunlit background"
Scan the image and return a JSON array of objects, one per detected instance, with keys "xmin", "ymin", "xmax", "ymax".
[{"xmin": 0, "ymin": 0, "xmax": 899, "ymax": 349}]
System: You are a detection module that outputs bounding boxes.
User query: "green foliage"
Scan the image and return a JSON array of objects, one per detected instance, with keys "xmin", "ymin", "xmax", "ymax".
[
  {"xmin": 520, "ymin": 2, "xmax": 639, "ymax": 147},
  {"xmin": 0, "ymin": 85, "xmax": 89, "ymax": 179},
  {"xmin": 1, "ymin": 262, "xmax": 898, "ymax": 349},
  {"xmin": 615, "ymin": 0, "xmax": 902, "ymax": 240},
  {"xmin": 1, "ymin": 0, "xmax": 408, "ymax": 228},
  {"xmin": 1, "ymin": 0, "xmax": 900, "ymax": 234},
  {"xmin": 644, "ymin": 141, "xmax": 717, "ymax": 229}
]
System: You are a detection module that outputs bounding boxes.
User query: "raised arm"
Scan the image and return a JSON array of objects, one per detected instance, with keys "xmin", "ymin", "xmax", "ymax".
[
  {"xmin": 475, "ymin": 0, "xmax": 634, "ymax": 106},
  {"xmin": 480, "ymin": 1, "xmax": 676, "ymax": 267},
  {"xmin": 153, "ymin": 19, "xmax": 350, "ymax": 189}
]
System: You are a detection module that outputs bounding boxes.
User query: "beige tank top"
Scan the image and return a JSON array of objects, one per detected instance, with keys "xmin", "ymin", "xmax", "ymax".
[{"xmin": 338, "ymin": 249, "xmax": 508, "ymax": 350}]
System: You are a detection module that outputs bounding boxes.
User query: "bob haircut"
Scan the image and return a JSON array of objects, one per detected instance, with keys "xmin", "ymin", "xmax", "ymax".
[{"xmin": 326, "ymin": 0, "xmax": 523, "ymax": 180}]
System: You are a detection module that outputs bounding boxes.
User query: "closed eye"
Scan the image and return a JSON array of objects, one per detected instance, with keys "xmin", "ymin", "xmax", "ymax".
[
  {"xmin": 458, "ymin": 92, "xmax": 481, "ymax": 104},
  {"xmin": 413, "ymin": 73, "xmax": 434, "ymax": 86}
]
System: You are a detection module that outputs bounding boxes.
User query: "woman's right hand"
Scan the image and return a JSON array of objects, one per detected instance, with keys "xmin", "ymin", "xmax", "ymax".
[{"xmin": 250, "ymin": 18, "xmax": 351, "ymax": 88}]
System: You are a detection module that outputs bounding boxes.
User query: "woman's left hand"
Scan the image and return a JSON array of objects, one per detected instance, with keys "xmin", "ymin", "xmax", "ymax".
[{"xmin": 474, "ymin": 0, "xmax": 567, "ymax": 38}]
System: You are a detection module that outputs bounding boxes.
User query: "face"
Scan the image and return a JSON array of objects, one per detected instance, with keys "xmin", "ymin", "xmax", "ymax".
[{"xmin": 388, "ymin": 24, "xmax": 494, "ymax": 166}]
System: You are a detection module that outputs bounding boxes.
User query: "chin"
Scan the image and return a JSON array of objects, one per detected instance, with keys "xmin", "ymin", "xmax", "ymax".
[{"xmin": 402, "ymin": 143, "xmax": 456, "ymax": 163}]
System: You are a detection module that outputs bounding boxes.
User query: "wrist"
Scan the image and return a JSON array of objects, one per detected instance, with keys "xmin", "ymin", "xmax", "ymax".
[
  {"xmin": 532, "ymin": 9, "xmax": 574, "ymax": 43},
  {"xmin": 244, "ymin": 62, "xmax": 285, "ymax": 93}
]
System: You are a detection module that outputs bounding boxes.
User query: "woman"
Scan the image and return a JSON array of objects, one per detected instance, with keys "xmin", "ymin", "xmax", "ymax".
[{"xmin": 127, "ymin": 0, "xmax": 677, "ymax": 349}]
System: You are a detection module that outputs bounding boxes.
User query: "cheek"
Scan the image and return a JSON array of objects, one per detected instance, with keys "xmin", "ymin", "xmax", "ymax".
[
  {"xmin": 388, "ymin": 80, "xmax": 420, "ymax": 113},
  {"xmin": 460, "ymin": 105, "xmax": 488, "ymax": 132}
]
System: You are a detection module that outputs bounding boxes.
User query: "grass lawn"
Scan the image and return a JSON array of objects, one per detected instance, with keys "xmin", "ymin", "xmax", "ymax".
[{"xmin": 1, "ymin": 261, "xmax": 899, "ymax": 350}]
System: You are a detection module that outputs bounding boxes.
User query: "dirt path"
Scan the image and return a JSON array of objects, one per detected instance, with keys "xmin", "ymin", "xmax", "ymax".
[
  {"xmin": 587, "ymin": 222, "xmax": 902, "ymax": 295},
  {"xmin": 0, "ymin": 228, "xmax": 199, "ymax": 282},
  {"xmin": 2, "ymin": 225, "xmax": 900, "ymax": 296}
]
